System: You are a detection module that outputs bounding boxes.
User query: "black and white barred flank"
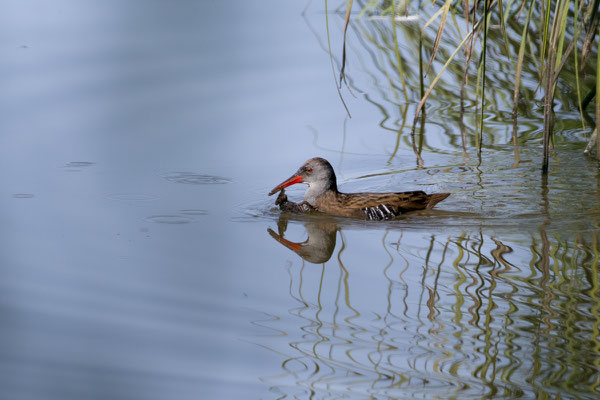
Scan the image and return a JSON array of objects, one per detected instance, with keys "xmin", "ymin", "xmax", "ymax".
[{"xmin": 361, "ymin": 204, "xmax": 398, "ymax": 221}]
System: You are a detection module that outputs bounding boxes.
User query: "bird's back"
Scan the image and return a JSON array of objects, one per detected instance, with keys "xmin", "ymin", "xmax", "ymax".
[{"xmin": 315, "ymin": 190, "xmax": 450, "ymax": 220}]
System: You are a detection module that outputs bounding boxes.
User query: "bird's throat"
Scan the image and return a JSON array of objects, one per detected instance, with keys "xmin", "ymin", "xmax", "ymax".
[{"xmin": 304, "ymin": 181, "xmax": 332, "ymax": 206}]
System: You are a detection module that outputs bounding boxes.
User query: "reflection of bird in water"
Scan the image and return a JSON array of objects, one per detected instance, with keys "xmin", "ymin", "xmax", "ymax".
[
  {"xmin": 267, "ymin": 214, "xmax": 337, "ymax": 264},
  {"xmin": 269, "ymin": 157, "xmax": 449, "ymax": 221}
]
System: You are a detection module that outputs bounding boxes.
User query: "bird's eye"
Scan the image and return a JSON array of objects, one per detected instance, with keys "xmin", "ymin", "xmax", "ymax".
[{"xmin": 305, "ymin": 167, "xmax": 313, "ymax": 173}]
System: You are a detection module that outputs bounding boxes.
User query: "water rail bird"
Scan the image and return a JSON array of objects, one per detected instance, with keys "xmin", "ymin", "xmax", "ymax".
[{"xmin": 268, "ymin": 157, "xmax": 450, "ymax": 221}]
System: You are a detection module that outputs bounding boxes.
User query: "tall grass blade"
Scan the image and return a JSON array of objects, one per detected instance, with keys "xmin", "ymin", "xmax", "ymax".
[
  {"xmin": 513, "ymin": 0, "xmax": 536, "ymax": 115},
  {"xmin": 450, "ymin": 7, "xmax": 463, "ymax": 40},
  {"xmin": 573, "ymin": 0, "xmax": 586, "ymax": 131},
  {"xmin": 479, "ymin": 0, "xmax": 491, "ymax": 146},
  {"xmin": 325, "ymin": 0, "xmax": 351, "ymax": 117},
  {"xmin": 421, "ymin": 7, "xmax": 445, "ymax": 32},
  {"xmin": 497, "ymin": 0, "xmax": 513, "ymax": 61},
  {"xmin": 541, "ymin": 0, "xmax": 552, "ymax": 70},
  {"xmin": 339, "ymin": 0, "xmax": 354, "ymax": 89},
  {"xmin": 504, "ymin": 0, "xmax": 518, "ymax": 22},
  {"xmin": 411, "ymin": 19, "xmax": 482, "ymax": 136},
  {"xmin": 475, "ymin": 54, "xmax": 483, "ymax": 145},
  {"xmin": 581, "ymin": 0, "xmax": 599, "ymax": 66},
  {"xmin": 416, "ymin": 109, "xmax": 425, "ymax": 167},
  {"xmin": 464, "ymin": 0, "xmax": 470, "ymax": 32},
  {"xmin": 425, "ymin": 0, "xmax": 452, "ymax": 77},
  {"xmin": 596, "ymin": 23, "xmax": 600, "ymax": 156},
  {"xmin": 419, "ymin": 29, "xmax": 425, "ymax": 99},
  {"xmin": 413, "ymin": 30, "xmax": 425, "ymax": 168},
  {"xmin": 553, "ymin": 0, "xmax": 570, "ymax": 76},
  {"xmin": 538, "ymin": 0, "xmax": 562, "ymax": 92},
  {"xmin": 552, "ymin": 4, "xmax": 585, "ymax": 86},
  {"xmin": 542, "ymin": 0, "xmax": 566, "ymax": 172}
]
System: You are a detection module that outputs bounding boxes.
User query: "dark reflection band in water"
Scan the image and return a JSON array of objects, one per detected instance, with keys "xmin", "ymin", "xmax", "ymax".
[{"xmin": 259, "ymin": 215, "xmax": 600, "ymax": 398}]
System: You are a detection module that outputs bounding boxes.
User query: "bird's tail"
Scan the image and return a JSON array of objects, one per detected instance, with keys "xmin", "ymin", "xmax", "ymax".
[{"xmin": 426, "ymin": 193, "xmax": 450, "ymax": 209}]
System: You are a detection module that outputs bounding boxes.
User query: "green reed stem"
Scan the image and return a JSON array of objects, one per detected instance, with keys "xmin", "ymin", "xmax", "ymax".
[
  {"xmin": 596, "ymin": 22, "xmax": 600, "ymax": 155},
  {"xmin": 573, "ymin": 0, "xmax": 586, "ymax": 131},
  {"xmin": 480, "ymin": 0, "xmax": 490, "ymax": 147},
  {"xmin": 325, "ymin": 0, "xmax": 351, "ymax": 117},
  {"xmin": 513, "ymin": 0, "xmax": 536, "ymax": 115}
]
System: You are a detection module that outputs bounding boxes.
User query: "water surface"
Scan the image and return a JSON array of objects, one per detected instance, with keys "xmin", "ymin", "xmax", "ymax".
[{"xmin": 1, "ymin": 1, "xmax": 599, "ymax": 399}]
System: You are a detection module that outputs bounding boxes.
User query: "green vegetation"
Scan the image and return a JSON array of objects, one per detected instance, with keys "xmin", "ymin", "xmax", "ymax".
[{"xmin": 329, "ymin": 0, "xmax": 599, "ymax": 171}]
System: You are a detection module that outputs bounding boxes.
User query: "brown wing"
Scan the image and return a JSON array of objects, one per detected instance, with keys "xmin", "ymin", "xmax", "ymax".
[{"xmin": 340, "ymin": 191, "xmax": 449, "ymax": 221}]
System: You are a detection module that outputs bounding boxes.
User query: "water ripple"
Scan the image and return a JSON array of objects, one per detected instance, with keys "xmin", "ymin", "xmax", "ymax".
[
  {"xmin": 162, "ymin": 172, "xmax": 230, "ymax": 185},
  {"xmin": 63, "ymin": 161, "xmax": 95, "ymax": 172},
  {"xmin": 106, "ymin": 193, "xmax": 159, "ymax": 202},
  {"xmin": 146, "ymin": 215, "xmax": 195, "ymax": 224}
]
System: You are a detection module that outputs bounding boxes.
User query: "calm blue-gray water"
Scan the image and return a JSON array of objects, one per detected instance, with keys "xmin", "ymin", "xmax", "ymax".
[{"xmin": 2, "ymin": 1, "xmax": 600, "ymax": 399}]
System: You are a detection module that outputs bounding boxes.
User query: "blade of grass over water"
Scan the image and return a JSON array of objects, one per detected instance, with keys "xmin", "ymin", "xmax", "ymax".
[
  {"xmin": 553, "ymin": 0, "xmax": 570, "ymax": 77},
  {"xmin": 419, "ymin": 28, "xmax": 425, "ymax": 99},
  {"xmin": 479, "ymin": 0, "xmax": 491, "ymax": 150},
  {"xmin": 513, "ymin": 0, "xmax": 536, "ymax": 115},
  {"xmin": 536, "ymin": 0, "xmax": 561, "ymax": 94},
  {"xmin": 413, "ymin": 107, "xmax": 426, "ymax": 167},
  {"xmin": 541, "ymin": 0, "xmax": 553, "ymax": 73},
  {"xmin": 542, "ymin": 0, "xmax": 566, "ymax": 172},
  {"xmin": 463, "ymin": 0, "xmax": 470, "ymax": 31},
  {"xmin": 339, "ymin": 0, "xmax": 353, "ymax": 89},
  {"xmin": 325, "ymin": 0, "xmax": 351, "ymax": 117},
  {"xmin": 497, "ymin": 0, "xmax": 513, "ymax": 61},
  {"xmin": 411, "ymin": 19, "xmax": 483, "ymax": 138},
  {"xmin": 573, "ymin": 0, "xmax": 586, "ymax": 131},
  {"xmin": 596, "ymin": 23, "xmax": 600, "ymax": 155},
  {"xmin": 581, "ymin": 0, "xmax": 599, "ymax": 66},
  {"xmin": 450, "ymin": 6, "xmax": 463, "ymax": 40},
  {"xmin": 421, "ymin": 7, "xmax": 445, "ymax": 32},
  {"xmin": 425, "ymin": 0, "xmax": 452, "ymax": 77},
  {"xmin": 552, "ymin": 9, "xmax": 587, "ymax": 87}
]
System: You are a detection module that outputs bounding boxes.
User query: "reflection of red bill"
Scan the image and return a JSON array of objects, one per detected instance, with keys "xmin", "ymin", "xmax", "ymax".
[{"xmin": 267, "ymin": 229, "xmax": 301, "ymax": 252}]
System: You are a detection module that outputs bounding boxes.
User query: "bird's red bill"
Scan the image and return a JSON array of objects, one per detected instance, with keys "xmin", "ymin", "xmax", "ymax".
[{"xmin": 268, "ymin": 174, "xmax": 303, "ymax": 196}]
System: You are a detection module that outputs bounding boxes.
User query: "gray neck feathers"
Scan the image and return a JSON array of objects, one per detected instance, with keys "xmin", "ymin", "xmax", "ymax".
[
  {"xmin": 305, "ymin": 179, "xmax": 338, "ymax": 206},
  {"xmin": 304, "ymin": 181, "xmax": 328, "ymax": 206}
]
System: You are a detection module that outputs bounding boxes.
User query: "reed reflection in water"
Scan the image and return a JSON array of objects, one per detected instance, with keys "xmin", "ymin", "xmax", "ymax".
[{"xmin": 259, "ymin": 214, "xmax": 600, "ymax": 399}]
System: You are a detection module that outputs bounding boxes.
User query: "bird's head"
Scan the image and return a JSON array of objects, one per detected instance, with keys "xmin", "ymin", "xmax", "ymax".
[{"xmin": 268, "ymin": 157, "xmax": 336, "ymax": 196}]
